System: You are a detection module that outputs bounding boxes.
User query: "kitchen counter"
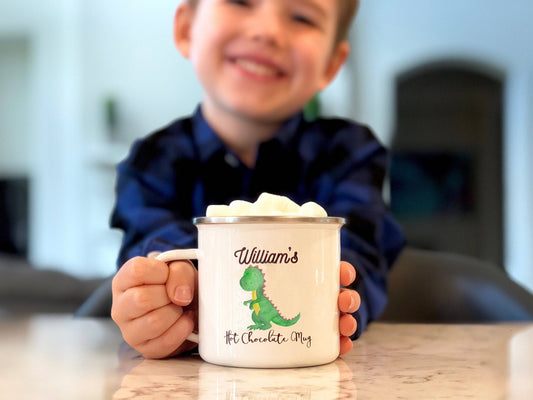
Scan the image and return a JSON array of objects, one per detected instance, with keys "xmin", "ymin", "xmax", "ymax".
[{"xmin": 1, "ymin": 315, "xmax": 532, "ymax": 399}]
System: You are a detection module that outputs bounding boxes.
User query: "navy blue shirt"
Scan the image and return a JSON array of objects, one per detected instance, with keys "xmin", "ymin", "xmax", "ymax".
[{"xmin": 111, "ymin": 107, "xmax": 405, "ymax": 337}]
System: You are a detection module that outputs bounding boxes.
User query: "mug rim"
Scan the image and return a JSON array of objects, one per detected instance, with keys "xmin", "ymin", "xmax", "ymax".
[{"xmin": 193, "ymin": 216, "xmax": 345, "ymax": 225}]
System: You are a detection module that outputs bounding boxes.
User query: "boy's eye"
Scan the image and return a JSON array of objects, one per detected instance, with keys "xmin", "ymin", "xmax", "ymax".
[
  {"xmin": 226, "ymin": 0, "xmax": 250, "ymax": 6},
  {"xmin": 292, "ymin": 13, "xmax": 316, "ymax": 27}
]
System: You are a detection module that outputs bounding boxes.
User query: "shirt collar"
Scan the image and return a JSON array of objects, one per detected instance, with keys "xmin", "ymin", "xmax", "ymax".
[{"xmin": 191, "ymin": 105, "xmax": 304, "ymax": 163}]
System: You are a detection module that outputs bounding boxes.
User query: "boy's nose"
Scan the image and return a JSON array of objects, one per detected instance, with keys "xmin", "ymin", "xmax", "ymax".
[{"xmin": 247, "ymin": 5, "xmax": 286, "ymax": 47}]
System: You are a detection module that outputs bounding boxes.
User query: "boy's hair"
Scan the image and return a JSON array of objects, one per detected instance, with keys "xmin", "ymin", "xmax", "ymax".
[
  {"xmin": 336, "ymin": 0, "xmax": 360, "ymax": 44},
  {"xmin": 186, "ymin": 0, "xmax": 359, "ymax": 46}
]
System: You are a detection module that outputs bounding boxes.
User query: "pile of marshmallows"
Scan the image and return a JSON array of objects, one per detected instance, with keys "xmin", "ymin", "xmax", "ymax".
[{"xmin": 206, "ymin": 192, "xmax": 328, "ymax": 217}]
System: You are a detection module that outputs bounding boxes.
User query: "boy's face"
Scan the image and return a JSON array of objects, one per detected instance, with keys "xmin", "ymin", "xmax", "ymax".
[{"xmin": 174, "ymin": 0, "xmax": 349, "ymax": 125}]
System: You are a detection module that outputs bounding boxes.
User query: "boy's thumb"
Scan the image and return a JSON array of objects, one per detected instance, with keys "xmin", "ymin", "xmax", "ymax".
[{"xmin": 165, "ymin": 259, "xmax": 197, "ymax": 306}]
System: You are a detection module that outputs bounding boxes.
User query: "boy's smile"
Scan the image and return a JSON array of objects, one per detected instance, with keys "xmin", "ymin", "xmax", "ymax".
[
  {"xmin": 231, "ymin": 55, "xmax": 286, "ymax": 80},
  {"xmin": 174, "ymin": 0, "xmax": 349, "ymax": 162}
]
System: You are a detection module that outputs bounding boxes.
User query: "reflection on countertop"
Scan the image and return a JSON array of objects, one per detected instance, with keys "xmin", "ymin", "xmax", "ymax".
[
  {"xmin": 114, "ymin": 356, "xmax": 355, "ymax": 399},
  {"xmin": 113, "ymin": 323, "xmax": 533, "ymax": 400}
]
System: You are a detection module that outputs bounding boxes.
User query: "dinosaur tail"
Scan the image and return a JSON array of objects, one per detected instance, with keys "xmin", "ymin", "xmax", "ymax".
[{"xmin": 272, "ymin": 313, "xmax": 300, "ymax": 327}]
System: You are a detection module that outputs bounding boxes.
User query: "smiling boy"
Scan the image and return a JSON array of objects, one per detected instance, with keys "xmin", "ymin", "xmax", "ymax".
[
  {"xmin": 111, "ymin": 0, "xmax": 404, "ymax": 359},
  {"xmin": 177, "ymin": 0, "xmax": 351, "ymax": 166}
]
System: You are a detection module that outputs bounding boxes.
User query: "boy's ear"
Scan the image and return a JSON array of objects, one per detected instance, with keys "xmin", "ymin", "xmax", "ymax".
[
  {"xmin": 319, "ymin": 41, "xmax": 350, "ymax": 90},
  {"xmin": 173, "ymin": 2, "xmax": 194, "ymax": 58}
]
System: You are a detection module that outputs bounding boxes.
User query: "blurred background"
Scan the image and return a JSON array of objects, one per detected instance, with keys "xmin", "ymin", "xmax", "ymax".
[{"xmin": 1, "ymin": 0, "xmax": 532, "ymax": 314}]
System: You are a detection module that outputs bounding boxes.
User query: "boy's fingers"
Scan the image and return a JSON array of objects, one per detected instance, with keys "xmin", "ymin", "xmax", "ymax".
[
  {"xmin": 136, "ymin": 310, "xmax": 196, "ymax": 359},
  {"xmin": 339, "ymin": 313, "xmax": 357, "ymax": 337},
  {"xmin": 166, "ymin": 260, "xmax": 198, "ymax": 306},
  {"xmin": 117, "ymin": 284, "xmax": 172, "ymax": 321},
  {"xmin": 340, "ymin": 261, "xmax": 356, "ymax": 287},
  {"xmin": 339, "ymin": 335, "xmax": 354, "ymax": 356},
  {"xmin": 120, "ymin": 303, "xmax": 184, "ymax": 347},
  {"xmin": 113, "ymin": 256, "xmax": 169, "ymax": 293},
  {"xmin": 338, "ymin": 289, "xmax": 360, "ymax": 313}
]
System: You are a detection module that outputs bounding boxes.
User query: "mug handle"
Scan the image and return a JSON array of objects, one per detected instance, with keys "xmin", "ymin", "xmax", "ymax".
[{"xmin": 156, "ymin": 249, "xmax": 200, "ymax": 344}]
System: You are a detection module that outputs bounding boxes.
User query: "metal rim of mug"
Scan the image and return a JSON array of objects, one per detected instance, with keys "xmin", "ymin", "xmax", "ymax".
[{"xmin": 193, "ymin": 216, "xmax": 346, "ymax": 225}]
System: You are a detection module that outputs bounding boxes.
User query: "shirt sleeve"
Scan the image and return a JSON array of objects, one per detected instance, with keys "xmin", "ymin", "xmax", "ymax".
[
  {"xmin": 318, "ymin": 123, "xmax": 405, "ymax": 338},
  {"xmin": 110, "ymin": 132, "xmax": 198, "ymax": 268}
]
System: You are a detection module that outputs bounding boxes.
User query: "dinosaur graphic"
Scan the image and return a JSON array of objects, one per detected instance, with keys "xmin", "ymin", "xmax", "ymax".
[{"xmin": 239, "ymin": 266, "xmax": 300, "ymax": 330}]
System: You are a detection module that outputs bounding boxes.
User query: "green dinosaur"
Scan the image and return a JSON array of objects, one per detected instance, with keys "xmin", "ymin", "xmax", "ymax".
[{"xmin": 239, "ymin": 266, "xmax": 300, "ymax": 330}]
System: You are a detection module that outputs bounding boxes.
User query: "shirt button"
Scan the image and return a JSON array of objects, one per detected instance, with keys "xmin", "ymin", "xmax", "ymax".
[{"xmin": 224, "ymin": 153, "xmax": 240, "ymax": 168}]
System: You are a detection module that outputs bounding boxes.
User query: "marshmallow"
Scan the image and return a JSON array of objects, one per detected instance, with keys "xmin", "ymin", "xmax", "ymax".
[
  {"xmin": 299, "ymin": 201, "xmax": 328, "ymax": 217},
  {"xmin": 229, "ymin": 200, "xmax": 253, "ymax": 216},
  {"xmin": 279, "ymin": 196, "xmax": 301, "ymax": 215},
  {"xmin": 206, "ymin": 205, "xmax": 233, "ymax": 217},
  {"xmin": 249, "ymin": 193, "xmax": 300, "ymax": 216},
  {"xmin": 206, "ymin": 192, "xmax": 328, "ymax": 217}
]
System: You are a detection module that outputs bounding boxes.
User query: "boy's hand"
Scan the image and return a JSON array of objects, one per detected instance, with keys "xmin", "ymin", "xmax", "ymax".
[
  {"xmin": 111, "ymin": 256, "xmax": 197, "ymax": 359},
  {"xmin": 338, "ymin": 261, "xmax": 360, "ymax": 355}
]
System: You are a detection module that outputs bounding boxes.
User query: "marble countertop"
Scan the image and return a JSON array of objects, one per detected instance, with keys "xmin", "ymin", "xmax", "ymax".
[{"xmin": 1, "ymin": 315, "xmax": 532, "ymax": 399}]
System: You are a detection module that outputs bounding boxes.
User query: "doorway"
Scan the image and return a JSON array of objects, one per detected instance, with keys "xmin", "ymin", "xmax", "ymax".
[{"xmin": 390, "ymin": 61, "xmax": 504, "ymax": 266}]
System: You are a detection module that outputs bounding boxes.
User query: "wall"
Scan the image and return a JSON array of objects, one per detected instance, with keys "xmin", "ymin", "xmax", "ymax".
[
  {"xmin": 0, "ymin": 38, "xmax": 30, "ymax": 176},
  {"xmin": 81, "ymin": 0, "xmax": 201, "ymax": 144},
  {"xmin": 80, "ymin": 0, "xmax": 203, "ymax": 276},
  {"xmin": 0, "ymin": 0, "xmax": 86, "ymax": 273},
  {"xmin": 349, "ymin": 0, "xmax": 533, "ymax": 292},
  {"xmin": 0, "ymin": 0, "xmax": 204, "ymax": 276}
]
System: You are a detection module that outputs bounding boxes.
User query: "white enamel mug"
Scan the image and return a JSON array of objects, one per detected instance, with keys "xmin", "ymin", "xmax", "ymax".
[{"xmin": 156, "ymin": 216, "xmax": 344, "ymax": 368}]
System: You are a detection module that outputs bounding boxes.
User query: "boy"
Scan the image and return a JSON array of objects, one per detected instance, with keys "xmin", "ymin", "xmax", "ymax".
[{"xmin": 111, "ymin": 0, "xmax": 404, "ymax": 359}]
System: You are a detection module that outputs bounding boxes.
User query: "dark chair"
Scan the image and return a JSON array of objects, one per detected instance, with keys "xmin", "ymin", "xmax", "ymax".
[
  {"xmin": 74, "ymin": 275, "xmax": 113, "ymax": 318},
  {"xmin": 379, "ymin": 247, "xmax": 533, "ymax": 322},
  {"xmin": 0, "ymin": 254, "xmax": 106, "ymax": 316}
]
